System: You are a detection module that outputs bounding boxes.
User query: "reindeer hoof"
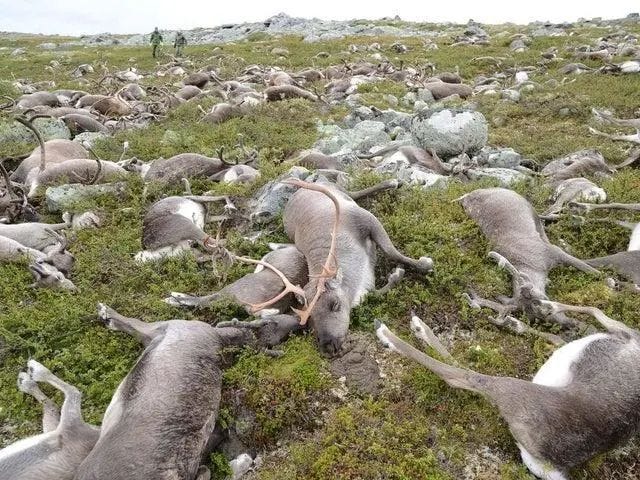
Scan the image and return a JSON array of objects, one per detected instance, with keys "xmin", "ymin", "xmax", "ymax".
[
  {"xmin": 164, "ymin": 292, "xmax": 199, "ymax": 307},
  {"xmin": 27, "ymin": 360, "xmax": 51, "ymax": 382},
  {"xmin": 417, "ymin": 256, "xmax": 434, "ymax": 273}
]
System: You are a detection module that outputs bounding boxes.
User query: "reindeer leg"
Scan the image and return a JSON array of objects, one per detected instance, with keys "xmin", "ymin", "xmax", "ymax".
[
  {"xmin": 364, "ymin": 210, "xmax": 433, "ymax": 273},
  {"xmin": 409, "ymin": 313, "xmax": 456, "ymax": 361},
  {"xmin": 376, "ymin": 267, "xmax": 405, "ymax": 294},
  {"xmin": 588, "ymin": 127, "xmax": 640, "ymax": 144},
  {"xmin": 348, "ymin": 179, "xmax": 401, "ymax": 201},
  {"xmin": 17, "ymin": 371, "xmax": 60, "ymax": 432},
  {"xmin": 570, "ymin": 201, "xmax": 640, "ymax": 213},
  {"xmin": 165, "ymin": 291, "xmax": 222, "ymax": 308},
  {"xmin": 96, "ymin": 303, "xmax": 167, "ymax": 346},
  {"xmin": 537, "ymin": 300, "xmax": 634, "ymax": 335},
  {"xmin": 26, "ymin": 360, "xmax": 84, "ymax": 430}
]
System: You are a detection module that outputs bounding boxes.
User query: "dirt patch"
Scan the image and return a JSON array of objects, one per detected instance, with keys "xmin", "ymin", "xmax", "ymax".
[{"xmin": 329, "ymin": 332, "xmax": 382, "ymax": 396}]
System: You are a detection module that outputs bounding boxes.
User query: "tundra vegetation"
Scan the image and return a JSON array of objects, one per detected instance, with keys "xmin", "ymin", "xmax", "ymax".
[{"xmin": 1, "ymin": 16, "xmax": 640, "ymax": 480}]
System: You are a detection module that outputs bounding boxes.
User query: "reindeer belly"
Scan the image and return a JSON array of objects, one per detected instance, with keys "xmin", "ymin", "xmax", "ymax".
[
  {"xmin": 532, "ymin": 333, "xmax": 608, "ymax": 387},
  {"xmin": 174, "ymin": 201, "xmax": 205, "ymax": 229},
  {"xmin": 351, "ymin": 239, "xmax": 376, "ymax": 306}
]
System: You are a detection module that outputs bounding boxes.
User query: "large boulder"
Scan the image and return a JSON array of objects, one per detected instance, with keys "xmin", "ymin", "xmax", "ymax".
[
  {"xmin": 410, "ymin": 108, "xmax": 488, "ymax": 158},
  {"xmin": 0, "ymin": 117, "xmax": 71, "ymax": 143},
  {"xmin": 315, "ymin": 120, "xmax": 390, "ymax": 155},
  {"xmin": 249, "ymin": 166, "xmax": 310, "ymax": 223}
]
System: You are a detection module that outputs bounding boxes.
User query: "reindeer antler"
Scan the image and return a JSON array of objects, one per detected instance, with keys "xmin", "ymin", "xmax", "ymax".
[{"xmin": 281, "ymin": 179, "xmax": 341, "ymax": 325}]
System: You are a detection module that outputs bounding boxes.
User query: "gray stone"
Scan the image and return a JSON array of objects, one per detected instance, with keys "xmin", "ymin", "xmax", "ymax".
[
  {"xmin": 38, "ymin": 43, "xmax": 57, "ymax": 50},
  {"xmin": 375, "ymin": 152, "xmax": 449, "ymax": 188},
  {"xmin": 474, "ymin": 147, "xmax": 523, "ymax": 169},
  {"xmin": 410, "ymin": 108, "xmax": 488, "ymax": 158},
  {"xmin": 417, "ymin": 88, "xmax": 435, "ymax": 103},
  {"xmin": 501, "ymin": 89, "xmax": 521, "ymax": 102},
  {"xmin": 46, "ymin": 182, "xmax": 128, "ymax": 212},
  {"xmin": 0, "ymin": 117, "xmax": 71, "ymax": 143},
  {"xmin": 11, "ymin": 48, "xmax": 26, "ymax": 56},
  {"xmin": 250, "ymin": 167, "xmax": 310, "ymax": 223},
  {"xmin": 465, "ymin": 167, "xmax": 528, "ymax": 186},
  {"xmin": 73, "ymin": 132, "xmax": 109, "ymax": 148},
  {"xmin": 314, "ymin": 120, "xmax": 390, "ymax": 155}
]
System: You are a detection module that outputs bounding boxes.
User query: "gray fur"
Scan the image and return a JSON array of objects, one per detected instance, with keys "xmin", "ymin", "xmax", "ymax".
[
  {"xmin": 11, "ymin": 140, "xmax": 89, "ymax": 183},
  {"xmin": 376, "ymin": 309, "xmax": 640, "ymax": 478},
  {"xmin": 283, "ymin": 180, "xmax": 433, "ymax": 355},
  {"xmin": 74, "ymin": 305, "xmax": 255, "ymax": 480}
]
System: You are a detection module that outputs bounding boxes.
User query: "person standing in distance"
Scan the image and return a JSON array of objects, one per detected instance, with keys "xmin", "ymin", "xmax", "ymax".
[
  {"xmin": 150, "ymin": 27, "xmax": 163, "ymax": 58},
  {"xmin": 174, "ymin": 31, "xmax": 187, "ymax": 57}
]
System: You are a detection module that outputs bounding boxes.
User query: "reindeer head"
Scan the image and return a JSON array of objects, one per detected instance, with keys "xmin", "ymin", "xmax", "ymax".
[
  {"xmin": 29, "ymin": 261, "xmax": 77, "ymax": 291},
  {"xmin": 301, "ymin": 269, "xmax": 350, "ymax": 356}
]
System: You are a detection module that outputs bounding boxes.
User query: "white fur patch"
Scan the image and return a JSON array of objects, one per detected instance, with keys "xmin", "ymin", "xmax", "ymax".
[
  {"xmin": 519, "ymin": 445, "xmax": 568, "ymax": 480},
  {"xmin": 134, "ymin": 242, "xmax": 192, "ymax": 263},
  {"xmin": 375, "ymin": 323, "xmax": 399, "ymax": 352},
  {"xmin": 174, "ymin": 201, "xmax": 205, "ymax": 229},
  {"xmin": 352, "ymin": 239, "xmax": 375, "ymax": 305},
  {"xmin": 628, "ymin": 224, "xmax": 640, "ymax": 251},
  {"xmin": 532, "ymin": 333, "xmax": 608, "ymax": 388},
  {"xmin": 100, "ymin": 381, "xmax": 124, "ymax": 436}
]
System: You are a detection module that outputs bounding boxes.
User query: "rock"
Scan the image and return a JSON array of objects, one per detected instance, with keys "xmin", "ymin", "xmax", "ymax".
[
  {"xmin": 416, "ymin": 88, "xmax": 435, "ymax": 103},
  {"xmin": 501, "ymin": 89, "xmax": 521, "ymax": 102},
  {"xmin": 250, "ymin": 167, "xmax": 310, "ymax": 223},
  {"xmin": 270, "ymin": 47, "xmax": 289, "ymax": 57},
  {"xmin": 46, "ymin": 182, "xmax": 128, "ymax": 212},
  {"xmin": 315, "ymin": 120, "xmax": 390, "ymax": 155},
  {"xmin": 73, "ymin": 132, "xmax": 109, "ymax": 148},
  {"xmin": 11, "ymin": 48, "xmax": 26, "ymax": 56},
  {"xmin": 0, "ymin": 117, "xmax": 71, "ymax": 143},
  {"xmin": 375, "ymin": 152, "xmax": 449, "ymax": 188},
  {"xmin": 410, "ymin": 108, "xmax": 488, "ymax": 158},
  {"xmin": 38, "ymin": 43, "xmax": 57, "ymax": 50},
  {"xmin": 474, "ymin": 147, "xmax": 523, "ymax": 169},
  {"xmin": 383, "ymin": 94, "xmax": 399, "ymax": 107},
  {"xmin": 413, "ymin": 100, "xmax": 430, "ymax": 112},
  {"xmin": 465, "ymin": 167, "xmax": 528, "ymax": 186}
]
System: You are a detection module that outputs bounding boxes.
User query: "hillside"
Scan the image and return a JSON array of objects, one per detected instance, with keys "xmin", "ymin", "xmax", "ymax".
[{"xmin": 1, "ymin": 14, "xmax": 640, "ymax": 479}]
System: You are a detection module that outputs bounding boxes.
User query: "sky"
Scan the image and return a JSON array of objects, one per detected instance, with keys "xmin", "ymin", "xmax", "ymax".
[{"xmin": 0, "ymin": 0, "xmax": 638, "ymax": 36}]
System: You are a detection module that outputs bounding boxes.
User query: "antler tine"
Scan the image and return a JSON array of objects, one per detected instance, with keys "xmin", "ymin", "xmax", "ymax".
[
  {"xmin": 231, "ymin": 254, "xmax": 307, "ymax": 313},
  {"xmin": 281, "ymin": 178, "xmax": 342, "ymax": 325},
  {"xmin": 14, "ymin": 115, "xmax": 46, "ymax": 171}
]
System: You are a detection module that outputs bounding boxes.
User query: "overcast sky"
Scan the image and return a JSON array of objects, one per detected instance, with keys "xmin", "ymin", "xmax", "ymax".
[{"xmin": 0, "ymin": 0, "xmax": 638, "ymax": 36}]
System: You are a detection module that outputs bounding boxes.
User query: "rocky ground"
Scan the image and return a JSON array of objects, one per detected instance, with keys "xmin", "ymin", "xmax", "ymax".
[{"xmin": 1, "ymin": 13, "xmax": 640, "ymax": 480}]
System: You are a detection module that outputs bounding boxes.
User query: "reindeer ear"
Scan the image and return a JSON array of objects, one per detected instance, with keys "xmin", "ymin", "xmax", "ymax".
[{"xmin": 326, "ymin": 268, "xmax": 343, "ymax": 290}]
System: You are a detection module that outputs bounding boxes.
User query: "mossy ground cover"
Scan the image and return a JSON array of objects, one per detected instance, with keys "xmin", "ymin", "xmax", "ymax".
[{"xmin": 2, "ymin": 20, "xmax": 640, "ymax": 479}]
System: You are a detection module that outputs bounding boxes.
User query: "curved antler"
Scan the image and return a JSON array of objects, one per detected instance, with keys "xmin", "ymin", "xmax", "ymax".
[{"xmin": 281, "ymin": 178, "xmax": 342, "ymax": 325}]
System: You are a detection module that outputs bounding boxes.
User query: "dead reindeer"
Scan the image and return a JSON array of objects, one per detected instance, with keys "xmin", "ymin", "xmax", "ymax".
[
  {"xmin": 422, "ymin": 80, "xmax": 473, "ymax": 100},
  {"xmin": 135, "ymin": 194, "xmax": 236, "ymax": 263},
  {"xmin": 0, "ymin": 159, "xmax": 37, "ymax": 223},
  {"xmin": 60, "ymin": 113, "xmax": 109, "ymax": 135},
  {"xmin": 74, "ymin": 304, "xmax": 278, "ymax": 480},
  {"xmin": 24, "ymin": 158, "xmax": 127, "ymax": 198},
  {"xmin": 376, "ymin": 301, "xmax": 640, "ymax": 480},
  {"xmin": 589, "ymin": 109, "xmax": 640, "ymax": 145},
  {"xmin": 264, "ymin": 85, "xmax": 324, "ymax": 103},
  {"xmin": 16, "ymin": 92, "xmax": 60, "ymax": 109},
  {"xmin": 11, "ymin": 133, "xmax": 89, "ymax": 184},
  {"xmin": 183, "ymin": 71, "xmax": 216, "ymax": 89},
  {"xmin": 200, "ymin": 102, "xmax": 241, "ymax": 124},
  {"xmin": 459, "ymin": 188, "xmax": 600, "ymax": 330},
  {"xmin": 121, "ymin": 152, "xmax": 233, "ymax": 185},
  {"xmin": 0, "ymin": 361, "xmax": 99, "ymax": 480},
  {"xmin": 294, "ymin": 150, "xmax": 339, "ymax": 170},
  {"xmin": 0, "ymin": 213, "xmax": 71, "ymax": 251},
  {"xmin": 258, "ymin": 179, "xmax": 433, "ymax": 355},
  {"xmin": 166, "ymin": 245, "xmax": 308, "ymax": 313},
  {"xmin": 175, "ymin": 85, "xmax": 202, "ymax": 101},
  {"xmin": 573, "ymin": 48, "xmax": 612, "ymax": 62},
  {"xmin": 541, "ymin": 150, "xmax": 616, "ymax": 187},
  {"xmin": 541, "ymin": 177, "xmax": 606, "ymax": 217},
  {"xmin": 359, "ymin": 145, "xmax": 450, "ymax": 175},
  {"xmin": 90, "ymin": 93, "xmax": 133, "ymax": 117}
]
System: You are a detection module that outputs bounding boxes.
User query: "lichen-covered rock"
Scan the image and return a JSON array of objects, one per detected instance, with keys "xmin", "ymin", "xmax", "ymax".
[
  {"xmin": 0, "ymin": 117, "xmax": 71, "ymax": 143},
  {"xmin": 474, "ymin": 147, "xmax": 524, "ymax": 169},
  {"xmin": 250, "ymin": 167, "xmax": 310, "ymax": 223},
  {"xmin": 410, "ymin": 108, "xmax": 488, "ymax": 157},
  {"xmin": 465, "ymin": 167, "xmax": 528, "ymax": 186},
  {"xmin": 315, "ymin": 120, "xmax": 390, "ymax": 155},
  {"xmin": 46, "ymin": 182, "xmax": 128, "ymax": 212}
]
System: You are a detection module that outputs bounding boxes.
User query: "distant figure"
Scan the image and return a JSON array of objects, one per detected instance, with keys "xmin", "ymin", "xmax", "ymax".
[
  {"xmin": 150, "ymin": 27, "xmax": 163, "ymax": 58},
  {"xmin": 174, "ymin": 31, "xmax": 187, "ymax": 57}
]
